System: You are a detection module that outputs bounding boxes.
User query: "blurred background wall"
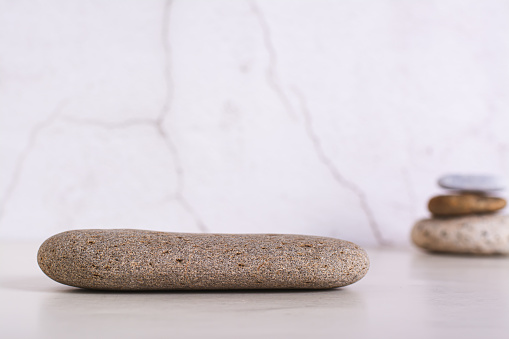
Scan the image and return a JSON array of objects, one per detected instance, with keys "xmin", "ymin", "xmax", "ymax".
[{"xmin": 0, "ymin": 0, "xmax": 508, "ymax": 246}]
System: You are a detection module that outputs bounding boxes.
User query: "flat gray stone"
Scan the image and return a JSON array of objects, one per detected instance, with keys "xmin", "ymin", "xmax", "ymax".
[
  {"xmin": 438, "ymin": 174, "xmax": 506, "ymax": 192},
  {"xmin": 411, "ymin": 215, "xmax": 509, "ymax": 255},
  {"xmin": 38, "ymin": 229, "xmax": 370, "ymax": 290}
]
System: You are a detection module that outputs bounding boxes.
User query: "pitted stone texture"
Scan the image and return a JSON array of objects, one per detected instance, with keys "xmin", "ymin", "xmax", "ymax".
[
  {"xmin": 411, "ymin": 215, "xmax": 509, "ymax": 255},
  {"xmin": 428, "ymin": 195, "xmax": 506, "ymax": 216},
  {"xmin": 38, "ymin": 229, "xmax": 369, "ymax": 290},
  {"xmin": 438, "ymin": 174, "xmax": 506, "ymax": 192}
]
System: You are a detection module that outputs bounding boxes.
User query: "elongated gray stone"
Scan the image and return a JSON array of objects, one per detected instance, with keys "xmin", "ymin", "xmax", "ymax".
[
  {"xmin": 438, "ymin": 174, "xmax": 506, "ymax": 192},
  {"xmin": 38, "ymin": 229, "xmax": 370, "ymax": 290}
]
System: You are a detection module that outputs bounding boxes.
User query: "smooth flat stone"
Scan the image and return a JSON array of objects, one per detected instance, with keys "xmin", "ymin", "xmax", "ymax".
[
  {"xmin": 438, "ymin": 174, "xmax": 506, "ymax": 192},
  {"xmin": 411, "ymin": 215, "xmax": 509, "ymax": 255},
  {"xmin": 428, "ymin": 194, "xmax": 506, "ymax": 216},
  {"xmin": 38, "ymin": 229, "xmax": 370, "ymax": 290}
]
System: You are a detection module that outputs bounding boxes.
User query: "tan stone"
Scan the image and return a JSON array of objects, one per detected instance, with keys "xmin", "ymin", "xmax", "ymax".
[
  {"xmin": 411, "ymin": 215, "xmax": 509, "ymax": 255},
  {"xmin": 38, "ymin": 229, "xmax": 369, "ymax": 290},
  {"xmin": 428, "ymin": 194, "xmax": 506, "ymax": 216}
]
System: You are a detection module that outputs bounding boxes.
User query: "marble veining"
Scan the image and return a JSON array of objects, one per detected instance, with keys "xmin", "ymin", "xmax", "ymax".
[
  {"xmin": 0, "ymin": 0, "xmax": 508, "ymax": 245},
  {"xmin": 251, "ymin": 1, "xmax": 386, "ymax": 244},
  {"xmin": 250, "ymin": 0, "xmax": 296, "ymax": 120},
  {"xmin": 292, "ymin": 88, "xmax": 386, "ymax": 245},
  {"xmin": 0, "ymin": 101, "xmax": 67, "ymax": 222}
]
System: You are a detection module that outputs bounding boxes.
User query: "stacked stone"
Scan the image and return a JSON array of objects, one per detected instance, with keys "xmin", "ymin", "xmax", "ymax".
[{"xmin": 412, "ymin": 174, "xmax": 509, "ymax": 255}]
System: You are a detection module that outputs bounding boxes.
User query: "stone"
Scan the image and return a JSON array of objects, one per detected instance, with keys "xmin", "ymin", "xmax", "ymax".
[
  {"xmin": 411, "ymin": 215, "xmax": 509, "ymax": 255},
  {"xmin": 438, "ymin": 174, "xmax": 506, "ymax": 192},
  {"xmin": 38, "ymin": 229, "xmax": 370, "ymax": 290},
  {"xmin": 428, "ymin": 194, "xmax": 506, "ymax": 216}
]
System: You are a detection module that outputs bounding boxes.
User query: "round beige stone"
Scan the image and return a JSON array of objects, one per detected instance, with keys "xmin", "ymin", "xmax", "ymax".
[
  {"xmin": 38, "ymin": 229, "xmax": 370, "ymax": 290},
  {"xmin": 428, "ymin": 194, "xmax": 506, "ymax": 216},
  {"xmin": 411, "ymin": 215, "xmax": 509, "ymax": 255}
]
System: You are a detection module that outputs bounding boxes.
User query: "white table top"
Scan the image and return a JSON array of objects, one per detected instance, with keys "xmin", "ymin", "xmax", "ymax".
[{"xmin": 1, "ymin": 241, "xmax": 508, "ymax": 339}]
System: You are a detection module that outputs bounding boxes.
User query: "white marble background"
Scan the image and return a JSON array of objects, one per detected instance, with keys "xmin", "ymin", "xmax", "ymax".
[{"xmin": 1, "ymin": 0, "xmax": 508, "ymax": 246}]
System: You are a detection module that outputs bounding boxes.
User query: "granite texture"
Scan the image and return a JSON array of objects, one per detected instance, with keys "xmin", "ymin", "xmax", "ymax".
[
  {"xmin": 411, "ymin": 215, "xmax": 509, "ymax": 255},
  {"xmin": 428, "ymin": 195, "xmax": 506, "ymax": 216},
  {"xmin": 37, "ymin": 229, "xmax": 370, "ymax": 290}
]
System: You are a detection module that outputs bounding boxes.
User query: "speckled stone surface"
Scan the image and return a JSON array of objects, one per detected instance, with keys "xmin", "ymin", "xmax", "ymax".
[
  {"xmin": 428, "ymin": 194, "xmax": 506, "ymax": 216},
  {"xmin": 38, "ymin": 229, "xmax": 370, "ymax": 290},
  {"xmin": 411, "ymin": 215, "xmax": 509, "ymax": 255}
]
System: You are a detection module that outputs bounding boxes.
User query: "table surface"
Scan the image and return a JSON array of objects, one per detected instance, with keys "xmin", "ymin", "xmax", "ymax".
[{"xmin": 1, "ymin": 241, "xmax": 508, "ymax": 339}]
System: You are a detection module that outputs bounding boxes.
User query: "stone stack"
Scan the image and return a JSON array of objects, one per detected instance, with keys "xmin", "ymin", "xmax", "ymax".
[{"xmin": 411, "ymin": 174, "xmax": 509, "ymax": 255}]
